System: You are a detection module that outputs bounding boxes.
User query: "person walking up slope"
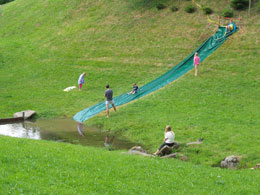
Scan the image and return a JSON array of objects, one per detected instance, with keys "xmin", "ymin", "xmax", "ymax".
[
  {"xmin": 104, "ymin": 84, "xmax": 116, "ymax": 118},
  {"xmin": 194, "ymin": 52, "xmax": 200, "ymax": 76}
]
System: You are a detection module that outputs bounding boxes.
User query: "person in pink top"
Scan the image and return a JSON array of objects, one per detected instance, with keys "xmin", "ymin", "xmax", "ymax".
[{"xmin": 194, "ymin": 52, "xmax": 200, "ymax": 76}]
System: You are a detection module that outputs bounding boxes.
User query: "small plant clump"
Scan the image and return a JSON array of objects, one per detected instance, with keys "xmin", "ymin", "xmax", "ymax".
[
  {"xmin": 0, "ymin": 0, "xmax": 14, "ymax": 5},
  {"xmin": 202, "ymin": 7, "xmax": 213, "ymax": 15},
  {"xmin": 184, "ymin": 5, "xmax": 196, "ymax": 13},
  {"xmin": 171, "ymin": 5, "xmax": 179, "ymax": 12},
  {"xmin": 230, "ymin": 0, "xmax": 249, "ymax": 10},
  {"xmin": 156, "ymin": 3, "xmax": 167, "ymax": 10},
  {"xmin": 222, "ymin": 8, "xmax": 234, "ymax": 17}
]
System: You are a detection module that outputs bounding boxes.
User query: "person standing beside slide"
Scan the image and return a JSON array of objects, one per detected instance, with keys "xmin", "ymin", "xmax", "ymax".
[{"xmin": 104, "ymin": 84, "xmax": 116, "ymax": 118}]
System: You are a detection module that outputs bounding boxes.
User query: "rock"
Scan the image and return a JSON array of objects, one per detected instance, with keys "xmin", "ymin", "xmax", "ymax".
[
  {"xmin": 160, "ymin": 153, "xmax": 178, "ymax": 159},
  {"xmin": 172, "ymin": 142, "xmax": 179, "ymax": 149},
  {"xmin": 250, "ymin": 163, "xmax": 260, "ymax": 170},
  {"xmin": 220, "ymin": 155, "xmax": 241, "ymax": 169},
  {"xmin": 128, "ymin": 150, "xmax": 153, "ymax": 157},
  {"xmin": 128, "ymin": 146, "xmax": 153, "ymax": 157},
  {"xmin": 255, "ymin": 164, "xmax": 260, "ymax": 169},
  {"xmin": 186, "ymin": 138, "xmax": 204, "ymax": 146},
  {"xmin": 159, "ymin": 145, "xmax": 173, "ymax": 156},
  {"xmin": 129, "ymin": 146, "xmax": 147, "ymax": 154},
  {"xmin": 157, "ymin": 142, "xmax": 179, "ymax": 157},
  {"xmin": 13, "ymin": 110, "xmax": 36, "ymax": 119}
]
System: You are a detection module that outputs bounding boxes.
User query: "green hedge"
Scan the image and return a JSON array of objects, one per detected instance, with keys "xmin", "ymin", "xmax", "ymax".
[
  {"xmin": 184, "ymin": 5, "xmax": 196, "ymax": 13},
  {"xmin": 0, "ymin": 0, "xmax": 14, "ymax": 5},
  {"xmin": 202, "ymin": 7, "xmax": 213, "ymax": 15},
  {"xmin": 231, "ymin": 0, "xmax": 249, "ymax": 10},
  {"xmin": 222, "ymin": 8, "xmax": 234, "ymax": 17}
]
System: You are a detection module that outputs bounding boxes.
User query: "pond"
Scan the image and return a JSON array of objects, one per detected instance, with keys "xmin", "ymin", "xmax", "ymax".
[{"xmin": 0, "ymin": 118, "xmax": 138, "ymax": 150}]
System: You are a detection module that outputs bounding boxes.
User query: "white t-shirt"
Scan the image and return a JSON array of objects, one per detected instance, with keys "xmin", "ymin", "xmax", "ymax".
[{"xmin": 165, "ymin": 131, "xmax": 175, "ymax": 143}]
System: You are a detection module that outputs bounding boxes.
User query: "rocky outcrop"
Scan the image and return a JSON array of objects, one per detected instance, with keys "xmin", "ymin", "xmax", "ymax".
[
  {"xmin": 160, "ymin": 153, "xmax": 178, "ymax": 159},
  {"xmin": 13, "ymin": 110, "xmax": 36, "ymax": 119},
  {"xmin": 156, "ymin": 142, "xmax": 179, "ymax": 156},
  {"xmin": 127, "ymin": 146, "xmax": 153, "ymax": 157},
  {"xmin": 220, "ymin": 155, "xmax": 241, "ymax": 169}
]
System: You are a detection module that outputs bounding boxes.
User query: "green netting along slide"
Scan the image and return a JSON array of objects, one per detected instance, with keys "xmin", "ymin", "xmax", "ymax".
[{"xmin": 74, "ymin": 26, "xmax": 237, "ymax": 123}]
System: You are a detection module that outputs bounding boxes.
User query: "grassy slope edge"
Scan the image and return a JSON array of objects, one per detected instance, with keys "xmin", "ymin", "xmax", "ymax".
[{"xmin": 0, "ymin": 135, "xmax": 260, "ymax": 194}]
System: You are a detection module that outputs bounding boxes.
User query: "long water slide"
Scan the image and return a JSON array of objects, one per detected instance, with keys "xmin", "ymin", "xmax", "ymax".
[{"xmin": 74, "ymin": 26, "xmax": 237, "ymax": 123}]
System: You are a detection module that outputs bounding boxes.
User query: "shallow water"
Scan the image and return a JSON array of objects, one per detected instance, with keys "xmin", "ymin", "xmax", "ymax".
[{"xmin": 0, "ymin": 118, "xmax": 137, "ymax": 150}]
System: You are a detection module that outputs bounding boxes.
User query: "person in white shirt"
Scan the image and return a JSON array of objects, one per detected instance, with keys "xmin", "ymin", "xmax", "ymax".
[{"xmin": 153, "ymin": 125, "xmax": 175, "ymax": 155}]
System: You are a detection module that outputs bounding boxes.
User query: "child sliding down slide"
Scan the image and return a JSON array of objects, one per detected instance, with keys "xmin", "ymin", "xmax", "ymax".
[{"xmin": 128, "ymin": 83, "xmax": 139, "ymax": 95}]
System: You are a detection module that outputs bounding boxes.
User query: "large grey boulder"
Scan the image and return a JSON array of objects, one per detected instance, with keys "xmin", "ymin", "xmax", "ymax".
[
  {"xmin": 13, "ymin": 110, "xmax": 36, "ymax": 119},
  {"xmin": 220, "ymin": 155, "xmax": 241, "ymax": 169},
  {"xmin": 157, "ymin": 142, "xmax": 179, "ymax": 157}
]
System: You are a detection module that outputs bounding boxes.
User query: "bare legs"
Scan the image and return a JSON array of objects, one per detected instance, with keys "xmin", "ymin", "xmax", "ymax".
[
  {"xmin": 106, "ymin": 103, "xmax": 116, "ymax": 118},
  {"xmin": 194, "ymin": 65, "xmax": 198, "ymax": 76}
]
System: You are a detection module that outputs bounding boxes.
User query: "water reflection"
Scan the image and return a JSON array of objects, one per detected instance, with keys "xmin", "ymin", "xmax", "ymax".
[
  {"xmin": 0, "ymin": 123, "xmax": 41, "ymax": 140},
  {"xmin": 0, "ymin": 118, "xmax": 138, "ymax": 150},
  {"xmin": 104, "ymin": 135, "xmax": 115, "ymax": 148},
  {"xmin": 77, "ymin": 123, "xmax": 85, "ymax": 137}
]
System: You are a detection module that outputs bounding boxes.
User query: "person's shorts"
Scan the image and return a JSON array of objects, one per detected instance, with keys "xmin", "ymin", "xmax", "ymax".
[{"xmin": 106, "ymin": 100, "xmax": 114, "ymax": 105}]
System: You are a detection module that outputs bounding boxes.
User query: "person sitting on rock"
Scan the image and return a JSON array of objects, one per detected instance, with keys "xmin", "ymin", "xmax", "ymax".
[{"xmin": 153, "ymin": 125, "xmax": 175, "ymax": 156}]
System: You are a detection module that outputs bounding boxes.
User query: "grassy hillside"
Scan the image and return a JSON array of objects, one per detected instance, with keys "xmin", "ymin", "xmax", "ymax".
[
  {"xmin": 1, "ymin": 135, "xmax": 260, "ymax": 194},
  {"xmin": 0, "ymin": 0, "xmax": 260, "ymax": 184}
]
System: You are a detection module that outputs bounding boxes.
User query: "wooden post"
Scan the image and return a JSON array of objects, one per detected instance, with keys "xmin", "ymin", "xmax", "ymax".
[
  {"xmin": 238, "ymin": 14, "xmax": 240, "ymax": 27},
  {"xmin": 248, "ymin": 0, "xmax": 251, "ymax": 17},
  {"xmin": 22, "ymin": 112, "xmax": 25, "ymax": 120}
]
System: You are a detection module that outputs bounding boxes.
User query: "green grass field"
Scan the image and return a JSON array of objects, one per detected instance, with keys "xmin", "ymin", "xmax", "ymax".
[
  {"xmin": 0, "ymin": 0, "xmax": 260, "ymax": 193},
  {"xmin": 1, "ymin": 135, "xmax": 260, "ymax": 194}
]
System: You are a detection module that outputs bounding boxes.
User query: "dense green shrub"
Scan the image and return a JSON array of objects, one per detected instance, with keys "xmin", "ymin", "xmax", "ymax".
[
  {"xmin": 257, "ymin": 1, "xmax": 260, "ymax": 12},
  {"xmin": 171, "ymin": 5, "xmax": 179, "ymax": 12},
  {"xmin": 230, "ymin": 0, "xmax": 249, "ymax": 10},
  {"xmin": 156, "ymin": 3, "xmax": 167, "ymax": 10},
  {"xmin": 202, "ymin": 6, "xmax": 213, "ymax": 15},
  {"xmin": 222, "ymin": 8, "xmax": 234, "ymax": 17},
  {"xmin": 184, "ymin": 5, "xmax": 196, "ymax": 13},
  {"xmin": 0, "ymin": 0, "xmax": 14, "ymax": 5}
]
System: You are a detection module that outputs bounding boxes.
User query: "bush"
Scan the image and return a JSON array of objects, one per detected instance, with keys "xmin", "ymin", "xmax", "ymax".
[
  {"xmin": 156, "ymin": 3, "xmax": 167, "ymax": 10},
  {"xmin": 222, "ymin": 8, "xmax": 234, "ymax": 17},
  {"xmin": 230, "ymin": 0, "xmax": 249, "ymax": 10},
  {"xmin": 184, "ymin": 5, "xmax": 196, "ymax": 13},
  {"xmin": 202, "ymin": 7, "xmax": 213, "ymax": 15},
  {"xmin": 171, "ymin": 5, "xmax": 179, "ymax": 12},
  {"xmin": 0, "ymin": 0, "xmax": 14, "ymax": 5},
  {"xmin": 257, "ymin": 1, "xmax": 260, "ymax": 12}
]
